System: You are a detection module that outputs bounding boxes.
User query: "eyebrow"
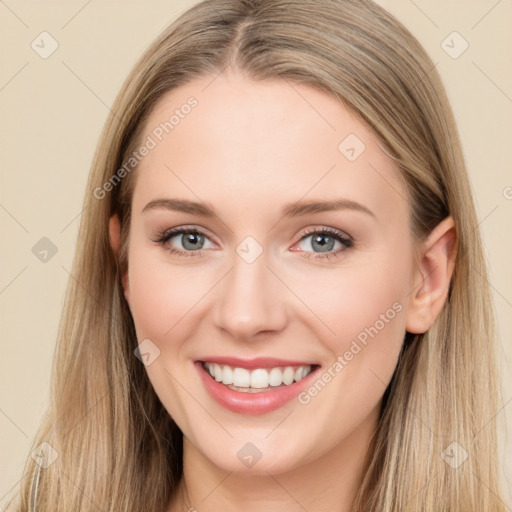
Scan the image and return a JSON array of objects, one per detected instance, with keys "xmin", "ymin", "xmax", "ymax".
[{"xmin": 141, "ymin": 197, "xmax": 375, "ymax": 218}]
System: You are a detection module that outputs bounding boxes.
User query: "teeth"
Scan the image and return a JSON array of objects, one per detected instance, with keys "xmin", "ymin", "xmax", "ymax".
[
  {"xmin": 203, "ymin": 362, "xmax": 313, "ymax": 389},
  {"xmin": 213, "ymin": 364, "xmax": 223, "ymax": 382},
  {"xmin": 233, "ymin": 367, "xmax": 250, "ymax": 387},
  {"xmin": 282, "ymin": 366, "xmax": 294, "ymax": 385},
  {"xmin": 268, "ymin": 367, "xmax": 283, "ymax": 386},
  {"xmin": 222, "ymin": 364, "xmax": 233, "ymax": 385},
  {"xmin": 250, "ymin": 369, "xmax": 269, "ymax": 389}
]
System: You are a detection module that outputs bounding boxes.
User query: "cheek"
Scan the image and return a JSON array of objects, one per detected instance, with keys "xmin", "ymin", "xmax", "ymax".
[
  {"xmin": 293, "ymin": 253, "xmax": 409, "ymax": 387},
  {"xmin": 126, "ymin": 247, "xmax": 207, "ymax": 423},
  {"xmin": 127, "ymin": 247, "xmax": 209, "ymax": 340},
  {"xmin": 297, "ymin": 259, "xmax": 407, "ymax": 342},
  {"xmin": 289, "ymin": 261, "xmax": 408, "ymax": 444}
]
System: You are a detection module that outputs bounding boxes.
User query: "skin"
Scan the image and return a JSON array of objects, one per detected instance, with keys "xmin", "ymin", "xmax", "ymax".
[{"xmin": 109, "ymin": 68, "xmax": 456, "ymax": 512}]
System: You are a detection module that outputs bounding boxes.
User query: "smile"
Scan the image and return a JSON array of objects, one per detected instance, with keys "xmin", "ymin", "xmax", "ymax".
[
  {"xmin": 202, "ymin": 361, "xmax": 313, "ymax": 392},
  {"xmin": 195, "ymin": 358, "xmax": 320, "ymax": 414}
]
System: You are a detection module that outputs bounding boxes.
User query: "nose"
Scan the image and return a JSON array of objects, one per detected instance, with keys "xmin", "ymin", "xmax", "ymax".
[{"xmin": 213, "ymin": 248, "xmax": 288, "ymax": 341}]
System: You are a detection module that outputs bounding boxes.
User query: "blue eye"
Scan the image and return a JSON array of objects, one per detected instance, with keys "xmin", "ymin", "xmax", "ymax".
[
  {"xmin": 153, "ymin": 226, "xmax": 353, "ymax": 261},
  {"xmin": 293, "ymin": 227, "xmax": 353, "ymax": 261},
  {"xmin": 153, "ymin": 227, "xmax": 215, "ymax": 257}
]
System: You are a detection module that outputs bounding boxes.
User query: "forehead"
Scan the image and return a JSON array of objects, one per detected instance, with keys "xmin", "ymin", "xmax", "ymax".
[{"xmin": 131, "ymin": 70, "xmax": 407, "ymax": 223}]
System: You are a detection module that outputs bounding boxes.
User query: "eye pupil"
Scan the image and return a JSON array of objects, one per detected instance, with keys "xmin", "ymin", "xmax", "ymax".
[
  {"xmin": 182, "ymin": 232, "xmax": 204, "ymax": 250},
  {"xmin": 312, "ymin": 234, "xmax": 335, "ymax": 253}
]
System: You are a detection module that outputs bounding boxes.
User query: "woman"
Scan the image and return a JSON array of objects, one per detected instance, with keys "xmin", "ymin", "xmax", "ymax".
[{"xmin": 6, "ymin": 0, "xmax": 507, "ymax": 510}]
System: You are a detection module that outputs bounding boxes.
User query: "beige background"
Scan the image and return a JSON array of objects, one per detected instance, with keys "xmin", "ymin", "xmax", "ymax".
[{"xmin": 1, "ymin": 0, "xmax": 511, "ymax": 507}]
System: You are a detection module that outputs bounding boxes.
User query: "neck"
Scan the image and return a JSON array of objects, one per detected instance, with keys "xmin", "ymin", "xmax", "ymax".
[{"xmin": 168, "ymin": 404, "xmax": 379, "ymax": 512}]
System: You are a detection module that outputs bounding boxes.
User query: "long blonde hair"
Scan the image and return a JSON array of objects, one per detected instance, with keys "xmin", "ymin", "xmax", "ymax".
[{"xmin": 5, "ymin": 0, "xmax": 506, "ymax": 510}]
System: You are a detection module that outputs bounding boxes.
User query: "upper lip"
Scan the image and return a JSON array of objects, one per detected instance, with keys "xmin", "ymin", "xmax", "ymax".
[{"xmin": 197, "ymin": 356, "xmax": 318, "ymax": 369}]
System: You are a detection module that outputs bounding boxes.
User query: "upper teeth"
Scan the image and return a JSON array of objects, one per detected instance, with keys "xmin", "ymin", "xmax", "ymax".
[{"xmin": 203, "ymin": 362, "xmax": 312, "ymax": 388}]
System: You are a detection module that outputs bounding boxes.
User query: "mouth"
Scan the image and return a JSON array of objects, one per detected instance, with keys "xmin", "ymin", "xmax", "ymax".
[
  {"xmin": 195, "ymin": 358, "xmax": 321, "ymax": 414},
  {"xmin": 201, "ymin": 361, "xmax": 316, "ymax": 393}
]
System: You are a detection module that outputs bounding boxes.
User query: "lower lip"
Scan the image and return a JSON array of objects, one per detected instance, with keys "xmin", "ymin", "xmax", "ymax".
[{"xmin": 195, "ymin": 361, "xmax": 319, "ymax": 415}]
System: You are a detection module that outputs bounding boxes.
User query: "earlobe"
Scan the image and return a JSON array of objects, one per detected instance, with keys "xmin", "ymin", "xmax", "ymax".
[
  {"xmin": 405, "ymin": 216, "xmax": 457, "ymax": 334},
  {"xmin": 109, "ymin": 214, "xmax": 130, "ymax": 305}
]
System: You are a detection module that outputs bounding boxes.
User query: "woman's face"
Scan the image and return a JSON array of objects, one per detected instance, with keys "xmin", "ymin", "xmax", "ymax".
[{"xmin": 120, "ymin": 69, "xmax": 420, "ymax": 474}]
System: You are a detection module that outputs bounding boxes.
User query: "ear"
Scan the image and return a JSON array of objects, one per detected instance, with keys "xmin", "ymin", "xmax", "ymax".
[
  {"xmin": 109, "ymin": 214, "xmax": 130, "ymax": 305},
  {"xmin": 406, "ymin": 216, "xmax": 457, "ymax": 334}
]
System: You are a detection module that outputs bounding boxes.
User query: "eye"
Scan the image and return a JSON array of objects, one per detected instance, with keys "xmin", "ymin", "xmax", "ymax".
[
  {"xmin": 153, "ymin": 227, "xmax": 216, "ymax": 257},
  {"xmin": 292, "ymin": 227, "xmax": 353, "ymax": 261},
  {"xmin": 153, "ymin": 225, "xmax": 353, "ymax": 261}
]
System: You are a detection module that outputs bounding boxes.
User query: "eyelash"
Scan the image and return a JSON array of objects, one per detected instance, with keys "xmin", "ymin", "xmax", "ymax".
[{"xmin": 152, "ymin": 226, "xmax": 353, "ymax": 261}]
